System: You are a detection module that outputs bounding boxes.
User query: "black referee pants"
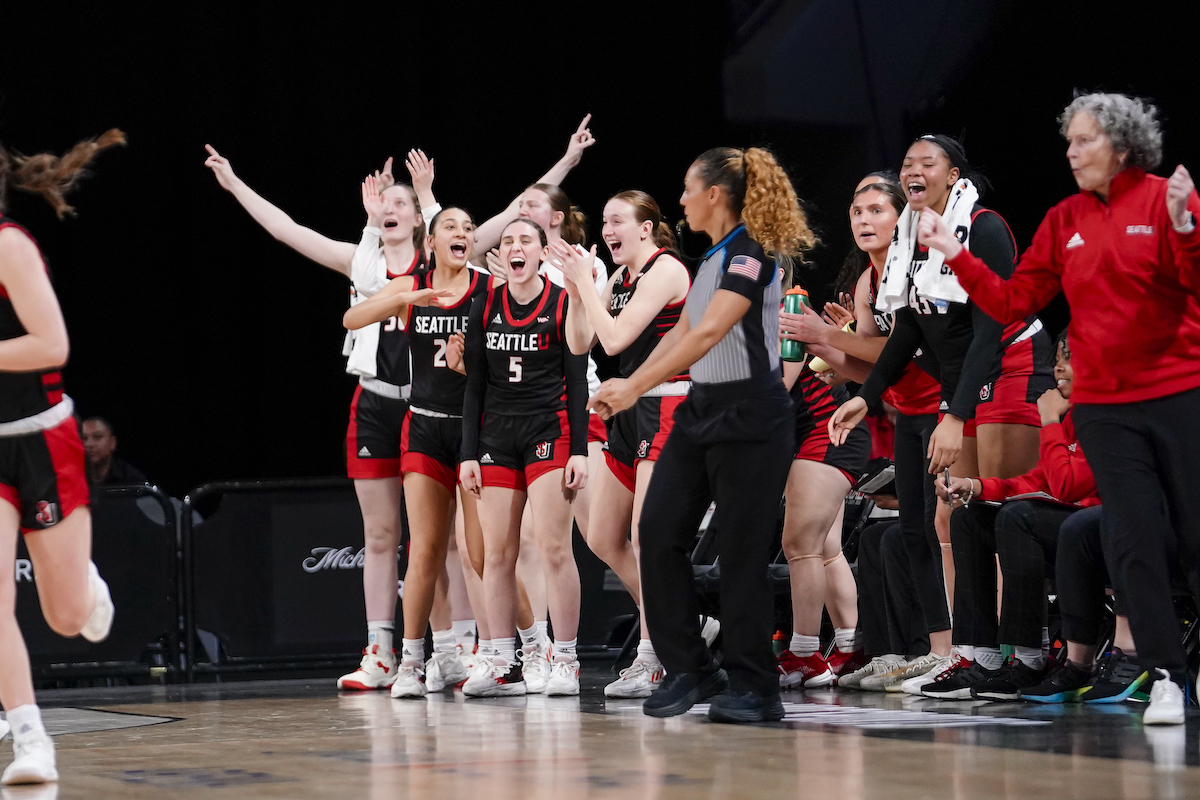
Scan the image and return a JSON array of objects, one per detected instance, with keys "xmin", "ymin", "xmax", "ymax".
[
  {"xmin": 892, "ymin": 412, "xmax": 951, "ymax": 634},
  {"xmin": 1074, "ymin": 387, "xmax": 1200, "ymax": 677},
  {"xmin": 639, "ymin": 378, "xmax": 794, "ymax": 696},
  {"xmin": 951, "ymin": 500, "xmax": 1074, "ymax": 649},
  {"xmin": 858, "ymin": 521, "xmax": 929, "ymax": 658}
]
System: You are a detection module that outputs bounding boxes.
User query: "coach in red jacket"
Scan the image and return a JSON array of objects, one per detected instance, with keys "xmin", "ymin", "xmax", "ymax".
[{"xmin": 917, "ymin": 92, "xmax": 1200, "ymax": 724}]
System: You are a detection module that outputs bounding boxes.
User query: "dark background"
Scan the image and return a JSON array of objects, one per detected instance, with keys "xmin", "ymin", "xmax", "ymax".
[{"xmin": 3, "ymin": 1, "xmax": 1197, "ymax": 496}]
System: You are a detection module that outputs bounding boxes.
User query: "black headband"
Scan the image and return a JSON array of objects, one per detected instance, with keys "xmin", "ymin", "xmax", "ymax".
[{"xmin": 916, "ymin": 134, "xmax": 969, "ymax": 172}]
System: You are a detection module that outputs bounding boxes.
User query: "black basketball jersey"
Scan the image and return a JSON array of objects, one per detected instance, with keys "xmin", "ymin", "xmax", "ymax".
[
  {"xmin": 478, "ymin": 280, "xmax": 571, "ymax": 416},
  {"xmin": 408, "ymin": 266, "xmax": 491, "ymax": 415},
  {"xmin": 790, "ymin": 365, "xmax": 849, "ymax": 439},
  {"xmin": 373, "ymin": 251, "xmax": 425, "ymax": 387},
  {"xmin": 0, "ymin": 217, "xmax": 66, "ymax": 423},
  {"xmin": 608, "ymin": 249, "xmax": 689, "ymax": 381}
]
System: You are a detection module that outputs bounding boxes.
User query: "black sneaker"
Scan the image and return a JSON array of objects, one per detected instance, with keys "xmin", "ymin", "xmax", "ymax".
[
  {"xmin": 970, "ymin": 656, "xmax": 1047, "ymax": 701},
  {"xmin": 708, "ymin": 690, "xmax": 785, "ymax": 724},
  {"xmin": 1021, "ymin": 660, "xmax": 1092, "ymax": 703},
  {"xmin": 1080, "ymin": 648, "xmax": 1150, "ymax": 704},
  {"xmin": 642, "ymin": 664, "xmax": 729, "ymax": 718},
  {"xmin": 921, "ymin": 660, "xmax": 996, "ymax": 700}
]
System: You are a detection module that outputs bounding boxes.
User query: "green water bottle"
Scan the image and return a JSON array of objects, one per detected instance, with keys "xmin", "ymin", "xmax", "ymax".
[{"xmin": 780, "ymin": 286, "xmax": 810, "ymax": 362}]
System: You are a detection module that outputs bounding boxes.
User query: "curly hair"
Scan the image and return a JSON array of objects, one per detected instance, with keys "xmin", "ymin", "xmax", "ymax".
[
  {"xmin": 529, "ymin": 183, "xmax": 587, "ymax": 247},
  {"xmin": 0, "ymin": 129, "xmax": 126, "ymax": 219},
  {"xmin": 608, "ymin": 190, "xmax": 677, "ymax": 251},
  {"xmin": 1059, "ymin": 92, "xmax": 1163, "ymax": 171},
  {"xmin": 695, "ymin": 146, "xmax": 817, "ymax": 285}
]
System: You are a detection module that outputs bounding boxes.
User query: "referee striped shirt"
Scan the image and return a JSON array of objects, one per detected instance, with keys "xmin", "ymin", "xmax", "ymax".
[{"xmin": 686, "ymin": 225, "xmax": 782, "ymax": 384}]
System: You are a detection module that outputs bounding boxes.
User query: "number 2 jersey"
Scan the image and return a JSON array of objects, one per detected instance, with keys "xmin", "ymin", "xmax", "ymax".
[
  {"xmin": 406, "ymin": 266, "xmax": 492, "ymax": 415},
  {"xmin": 460, "ymin": 279, "xmax": 589, "ymax": 461}
]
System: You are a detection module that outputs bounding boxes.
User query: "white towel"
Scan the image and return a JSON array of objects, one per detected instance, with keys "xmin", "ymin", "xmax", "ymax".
[{"xmin": 875, "ymin": 178, "xmax": 979, "ymax": 314}]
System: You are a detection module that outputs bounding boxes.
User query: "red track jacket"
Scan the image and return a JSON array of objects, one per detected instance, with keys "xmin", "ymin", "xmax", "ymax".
[
  {"xmin": 947, "ymin": 168, "xmax": 1200, "ymax": 405},
  {"xmin": 978, "ymin": 408, "xmax": 1099, "ymax": 506}
]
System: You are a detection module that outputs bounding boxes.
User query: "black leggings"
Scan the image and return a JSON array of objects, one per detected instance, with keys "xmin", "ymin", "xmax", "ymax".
[
  {"xmin": 639, "ymin": 379, "xmax": 795, "ymax": 696},
  {"xmin": 951, "ymin": 501, "xmax": 1075, "ymax": 649},
  {"xmin": 858, "ymin": 520, "xmax": 929, "ymax": 658},
  {"xmin": 892, "ymin": 412, "xmax": 951, "ymax": 634},
  {"xmin": 1075, "ymin": 387, "xmax": 1200, "ymax": 676},
  {"xmin": 1056, "ymin": 505, "xmax": 1111, "ymax": 645}
]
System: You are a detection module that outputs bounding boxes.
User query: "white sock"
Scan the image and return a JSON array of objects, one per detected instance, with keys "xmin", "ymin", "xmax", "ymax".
[
  {"xmin": 553, "ymin": 637, "xmax": 578, "ymax": 662},
  {"xmin": 6, "ymin": 705, "xmax": 46, "ymax": 742},
  {"xmin": 834, "ymin": 627, "xmax": 861, "ymax": 653},
  {"xmin": 790, "ymin": 633, "xmax": 820, "ymax": 658},
  {"xmin": 1013, "ymin": 646, "xmax": 1046, "ymax": 670},
  {"xmin": 367, "ymin": 621, "xmax": 394, "ymax": 655},
  {"xmin": 955, "ymin": 644, "xmax": 975, "ymax": 662},
  {"xmin": 478, "ymin": 639, "xmax": 494, "ymax": 658},
  {"xmin": 432, "ymin": 629, "xmax": 456, "ymax": 655},
  {"xmin": 517, "ymin": 623, "xmax": 540, "ymax": 649},
  {"xmin": 452, "ymin": 620, "xmax": 476, "ymax": 650},
  {"xmin": 401, "ymin": 638, "xmax": 425, "ymax": 664},
  {"xmin": 493, "ymin": 637, "xmax": 517, "ymax": 664},
  {"xmin": 536, "ymin": 620, "xmax": 549, "ymax": 638},
  {"xmin": 974, "ymin": 646, "xmax": 1003, "ymax": 671},
  {"xmin": 636, "ymin": 640, "xmax": 659, "ymax": 664}
]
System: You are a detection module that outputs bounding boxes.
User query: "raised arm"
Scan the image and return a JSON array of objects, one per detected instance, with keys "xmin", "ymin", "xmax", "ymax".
[
  {"xmin": 0, "ymin": 228, "xmax": 69, "ymax": 371},
  {"xmin": 204, "ymin": 145, "xmax": 356, "ymax": 275},
  {"xmin": 471, "ymin": 115, "xmax": 597, "ymax": 253}
]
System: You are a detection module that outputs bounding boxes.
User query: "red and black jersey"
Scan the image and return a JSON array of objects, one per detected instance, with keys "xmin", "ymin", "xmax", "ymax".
[
  {"xmin": 0, "ymin": 217, "xmax": 66, "ymax": 423},
  {"xmin": 608, "ymin": 249, "xmax": 689, "ymax": 381},
  {"xmin": 866, "ymin": 265, "xmax": 943, "ymax": 417},
  {"xmin": 407, "ymin": 266, "xmax": 491, "ymax": 415},
  {"xmin": 374, "ymin": 251, "xmax": 425, "ymax": 388},
  {"xmin": 461, "ymin": 279, "xmax": 589, "ymax": 460},
  {"xmin": 790, "ymin": 365, "xmax": 848, "ymax": 441}
]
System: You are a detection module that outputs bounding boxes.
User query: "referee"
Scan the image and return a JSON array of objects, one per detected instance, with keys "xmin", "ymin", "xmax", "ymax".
[{"xmin": 590, "ymin": 146, "xmax": 815, "ymax": 723}]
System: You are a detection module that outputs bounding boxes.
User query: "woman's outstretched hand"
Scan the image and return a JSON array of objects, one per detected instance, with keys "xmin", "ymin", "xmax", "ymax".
[
  {"xmin": 204, "ymin": 145, "xmax": 240, "ymax": 191},
  {"xmin": 563, "ymin": 114, "xmax": 596, "ymax": 166}
]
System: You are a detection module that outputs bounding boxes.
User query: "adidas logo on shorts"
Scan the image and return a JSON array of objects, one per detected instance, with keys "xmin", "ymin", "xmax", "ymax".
[
  {"xmin": 358, "ymin": 446, "xmax": 372, "ymax": 457},
  {"xmin": 481, "ymin": 453, "xmax": 494, "ymax": 464}
]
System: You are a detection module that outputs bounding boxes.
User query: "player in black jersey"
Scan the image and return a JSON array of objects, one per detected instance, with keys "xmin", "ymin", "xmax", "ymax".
[
  {"xmin": 205, "ymin": 147, "xmax": 429, "ymax": 691},
  {"xmin": 459, "ymin": 219, "xmax": 590, "ymax": 697},
  {"xmin": 554, "ymin": 190, "xmax": 691, "ymax": 699},
  {"xmin": 0, "ymin": 130, "xmax": 123, "ymax": 785}
]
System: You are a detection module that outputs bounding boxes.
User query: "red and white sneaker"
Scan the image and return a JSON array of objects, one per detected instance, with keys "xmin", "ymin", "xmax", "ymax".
[
  {"xmin": 545, "ymin": 657, "xmax": 581, "ymax": 696},
  {"xmin": 337, "ymin": 644, "xmax": 398, "ymax": 691},
  {"xmin": 390, "ymin": 659, "xmax": 427, "ymax": 698},
  {"xmin": 777, "ymin": 650, "xmax": 835, "ymax": 688},
  {"xmin": 827, "ymin": 649, "xmax": 869, "ymax": 678},
  {"xmin": 462, "ymin": 658, "xmax": 526, "ymax": 698},
  {"xmin": 604, "ymin": 658, "xmax": 664, "ymax": 699}
]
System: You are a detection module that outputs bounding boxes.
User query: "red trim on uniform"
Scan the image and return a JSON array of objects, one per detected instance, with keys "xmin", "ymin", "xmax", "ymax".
[
  {"xmin": 501, "ymin": 279, "xmax": 552, "ymax": 326},
  {"xmin": 525, "ymin": 408, "xmax": 571, "ymax": 485},
  {"xmin": 435, "ymin": 268, "xmax": 484, "ymax": 310},
  {"xmin": 387, "ymin": 251, "xmax": 422, "ymax": 279},
  {"xmin": 642, "ymin": 395, "xmax": 683, "ymax": 462},
  {"xmin": 11, "ymin": 417, "xmax": 89, "ymax": 533},
  {"xmin": 588, "ymin": 413, "xmax": 607, "ymax": 444},
  {"xmin": 974, "ymin": 337, "xmax": 1042, "ymax": 428},
  {"xmin": 399, "ymin": 413, "xmax": 457, "ymax": 491},
  {"xmin": 604, "ymin": 450, "xmax": 637, "ymax": 493},
  {"xmin": 346, "ymin": 385, "xmax": 402, "ymax": 480},
  {"xmin": 481, "ymin": 465, "xmax": 526, "ymax": 491},
  {"xmin": 0, "ymin": 482, "xmax": 19, "ymax": 513},
  {"xmin": 41, "ymin": 372, "xmax": 64, "ymax": 406}
]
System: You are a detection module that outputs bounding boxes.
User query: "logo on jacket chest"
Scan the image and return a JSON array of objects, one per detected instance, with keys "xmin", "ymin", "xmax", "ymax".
[{"xmin": 1126, "ymin": 224, "xmax": 1155, "ymax": 236}]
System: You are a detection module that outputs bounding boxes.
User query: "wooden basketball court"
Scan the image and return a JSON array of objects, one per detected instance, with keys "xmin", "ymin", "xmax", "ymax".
[{"xmin": 8, "ymin": 665, "xmax": 1197, "ymax": 799}]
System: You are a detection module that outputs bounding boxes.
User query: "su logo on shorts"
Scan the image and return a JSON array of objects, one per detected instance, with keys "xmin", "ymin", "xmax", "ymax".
[
  {"xmin": 637, "ymin": 440, "xmax": 650, "ymax": 459},
  {"xmin": 34, "ymin": 500, "xmax": 60, "ymax": 527},
  {"xmin": 979, "ymin": 383, "xmax": 993, "ymax": 401},
  {"xmin": 535, "ymin": 441, "xmax": 553, "ymax": 460}
]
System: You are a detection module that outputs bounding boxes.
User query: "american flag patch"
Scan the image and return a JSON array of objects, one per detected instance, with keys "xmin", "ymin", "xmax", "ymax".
[{"xmin": 728, "ymin": 255, "xmax": 762, "ymax": 281}]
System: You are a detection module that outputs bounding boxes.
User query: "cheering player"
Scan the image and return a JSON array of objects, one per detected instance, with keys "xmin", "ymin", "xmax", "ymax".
[{"xmin": 459, "ymin": 218, "xmax": 590, "ymax": 697}]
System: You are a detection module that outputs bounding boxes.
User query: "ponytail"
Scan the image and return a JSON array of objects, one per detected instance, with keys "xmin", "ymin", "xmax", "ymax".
[
  {"xmin": 530, "ymin": 183, "xmax": 588, "ymax": 246},
  {"xmin": 0, "ymin": 129, "xmax": 126, "ymax": 219},
  {"xmin": 608, "ymin": 189, "xmax": 678, "ymax": 253},
  {"xmin": 695, "ymin": 146, "xmax": 816, "ymax": 286}
]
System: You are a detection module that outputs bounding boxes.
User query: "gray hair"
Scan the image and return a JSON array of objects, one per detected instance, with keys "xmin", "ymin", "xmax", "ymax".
[{"xmin": 1059, "ymin": 93, "xmax": 1163, "ymax": 171}]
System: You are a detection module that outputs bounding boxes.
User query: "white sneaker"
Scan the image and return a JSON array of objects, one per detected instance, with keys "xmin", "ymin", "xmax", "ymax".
[
  {"xmin": 899, "ymin": 653, "xmax": 964, "ymax": 696},
  {"xmin": 425, "ymin": 651, "xmax": 470, "ymax": 692},
  {"xmin": 337, "ymin": 644, "xmax": 398, "ymax": 691},
  {"xmin": 80, "ymin": 562, "xmax": 114, "ymax": 643},
  {"xmin": 520, "ymin": 642, "xmax": 552, "ymax": 694},
  {"xmin": 2, "ymin": 735, "xmax": 57, "ymax": 785},
  {"xmin": 457, "ymin": 644, "xmax": 480, "ymax": 674},
  {"xmin": 859, "ymin": 652, "xmax": 936, "ymax": 692},
  {"xmin": 700, "ymin": 616, "xmax": 720, "ymax": 647},
  {"xmin": 604, "ymin": 658, "xmax": 664, "ymax": 698},
  {"xmin": 390, "ymin": 659, "xmax": 428, "ymax": 698},
  {"xmin": 463, "ymin": 658, "xmax": 526, "ymax": 697},
  {"xmin": 1143, "ymin": 669, "xmax": 1186, "ymax": 726},
  {"xmin": 545, "ymin": 657, "xmax": 581, "ymax": 696},
  {"xmin": 0, "ymin": 719, "xmax": 8, "ymax": 741},
  {"xmin": 838, "ymin": 654, "xmax": 906, "ymax": 689}
]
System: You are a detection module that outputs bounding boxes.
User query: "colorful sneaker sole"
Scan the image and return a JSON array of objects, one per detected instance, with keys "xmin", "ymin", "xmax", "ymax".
[
  {"xmin": 1021, "ymin": 687, "xmax": 1086, "ymax": 704},
  {"xmin": 1081, "ymin": 672, "xmax": 1150, "ymax": 704}
]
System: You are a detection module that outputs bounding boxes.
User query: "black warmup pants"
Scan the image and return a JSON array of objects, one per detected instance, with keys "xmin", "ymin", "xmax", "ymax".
[
  {"xmin": 1056, "ymin": 505, "xmax": 1112, "ymax": 645},
  {"xmin": 1074, "ymin": 387, "xmax": 1200, "ymax": 675},
  {"xmin": 639, "ymin": 376, "xmax": 794, "ymax": 696},
  {"xmin": 858, "ymin": 520, "xmax": 929, "ymax": 658},
  {"xmin": 892, "ymin": 412, "xmax": 951, "ymax": 634},
  {"xmin": 951, "ymin": 500, "xmax": 1075, "ymax": 649}
]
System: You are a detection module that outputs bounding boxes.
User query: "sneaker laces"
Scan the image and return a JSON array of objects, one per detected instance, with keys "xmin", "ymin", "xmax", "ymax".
[
  {"xmin": 550, "ymin": 659, "xmax": 577, "ymax": 680},
  {"xmin": 1149, "ymin": 669, "xmax": 1183, "ymax": 704},
  {"xmin": 12, "ymin": 735, "xmax": 52, "ymax": 762},
  {"xmin": 397, "ymin": 660, "xmax": 423, "ymax": 681},
  {"xmin": 618, "ymin": 659, "xmax": 657, "ymax": 681},
  {"xmin": 929, "ymin": 656, "xmax": 972, "ymax": 684},
  {"xmin": 1096, "ymin": 649, "xmax": 1144, "ymax": 684}
]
